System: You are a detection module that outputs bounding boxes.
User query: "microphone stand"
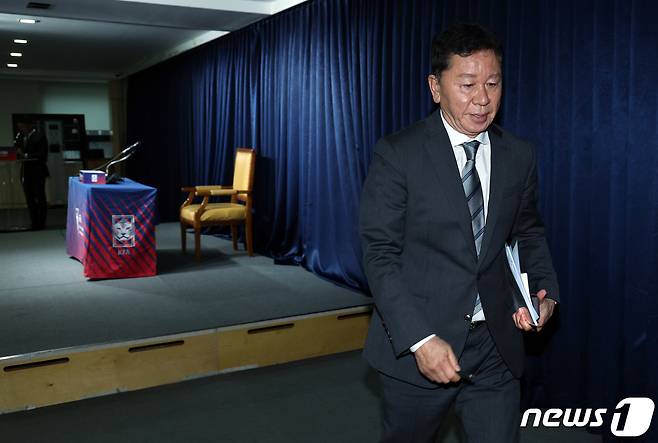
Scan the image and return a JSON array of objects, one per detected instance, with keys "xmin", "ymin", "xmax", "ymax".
[{"xmin": 98, "ymin": 141, "xmax": 141, "ymax": 184}]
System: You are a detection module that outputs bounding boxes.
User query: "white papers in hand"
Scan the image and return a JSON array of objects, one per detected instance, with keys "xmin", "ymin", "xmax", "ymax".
[{"xmin": 505, "ymin": 242, "xmax": 539, "ymax": 326}]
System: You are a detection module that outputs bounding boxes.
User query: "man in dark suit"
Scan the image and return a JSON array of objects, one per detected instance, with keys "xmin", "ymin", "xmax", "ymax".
[
  {"xmin": 16, "ymin": 120, "xmax": 49, "ymax": 230},
  {"xmin": 359, "ymin": 24, "xmax": 559, "ymax": 442}
]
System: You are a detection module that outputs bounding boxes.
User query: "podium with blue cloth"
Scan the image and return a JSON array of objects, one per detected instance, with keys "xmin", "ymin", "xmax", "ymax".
[{"xmin": 66, "ymin": 177, "xmax": 157, "ymax": 279}]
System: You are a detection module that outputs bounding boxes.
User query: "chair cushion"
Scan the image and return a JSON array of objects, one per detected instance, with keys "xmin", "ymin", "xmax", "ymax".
[{"xmin": 181, "ymin": 203, "xmax": 247, "ymax": 223}]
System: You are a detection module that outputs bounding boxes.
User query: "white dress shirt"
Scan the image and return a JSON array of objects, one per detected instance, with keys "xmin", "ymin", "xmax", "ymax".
[{"xmin": 410, "ymin": 111, "xmax": 492, "ymax": 352}]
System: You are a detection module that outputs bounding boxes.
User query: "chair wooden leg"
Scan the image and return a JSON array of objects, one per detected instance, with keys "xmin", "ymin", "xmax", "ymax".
[
  {"xmin": 231, "ymin": 225, "xmax": 238, "ymax": 251},
  {"xmin": 245, "ymin": 216, "xmax": 254, "ymax": 257},
  {"xmin": 180, "ymin": 222, "xmax": 186, "ymax": 253},
  {"xmin": 194, "ymin": 227, "xmax": 201, "ymax": 262}
]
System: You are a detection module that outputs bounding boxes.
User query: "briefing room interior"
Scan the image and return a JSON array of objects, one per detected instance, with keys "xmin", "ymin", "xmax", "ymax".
[{"xmin": 0, "ymin": 1, "xmax": 656, "ymax": 442}]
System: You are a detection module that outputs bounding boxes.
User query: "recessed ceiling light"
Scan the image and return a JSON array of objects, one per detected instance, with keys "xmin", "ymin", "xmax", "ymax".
[
  {"xmin": 14, "ymin": 39, "xmax": 28, "ymax": 44},
  {"xmin": 10, "ymin": 52, "xmax": 23, "ymax": 57},
  {"xmin": 7, "ymin": 63, "xmax": 18, "ymax": 68},
  {"xmin": 19, "ymin": 18, "xmax": 38, "ymax": 24}
]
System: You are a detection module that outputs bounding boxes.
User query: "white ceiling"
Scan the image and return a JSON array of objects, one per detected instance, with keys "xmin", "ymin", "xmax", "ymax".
[{"xmin": 0, "ymin": 0, "xmax": 307, "ymax": 81}]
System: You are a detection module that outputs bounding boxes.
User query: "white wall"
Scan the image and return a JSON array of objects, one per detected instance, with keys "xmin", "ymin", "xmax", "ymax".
[{"xmin": 0, "ymin": 79, "xmax": 110, "ymax": 146}]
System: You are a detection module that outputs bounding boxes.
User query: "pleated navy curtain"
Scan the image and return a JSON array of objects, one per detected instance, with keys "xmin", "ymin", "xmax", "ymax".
[
  {"xmin": 127, "ymin": 0, "xmax": 658, "ymax": 439},
  {"xmin": 507, "ymin": 4, "xmax": 658, "ymax": 439}
]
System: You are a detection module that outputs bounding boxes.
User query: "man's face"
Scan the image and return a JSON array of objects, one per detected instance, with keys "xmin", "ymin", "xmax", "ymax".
[{"xmin": 428, "ymin": 50, "xmax": 502, "ymax": 137}]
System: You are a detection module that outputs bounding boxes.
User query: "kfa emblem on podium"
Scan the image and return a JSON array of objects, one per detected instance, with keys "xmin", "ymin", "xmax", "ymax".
[{"xmin": 112, "ymin": 215, "xmax": 136, "ymax": 248}]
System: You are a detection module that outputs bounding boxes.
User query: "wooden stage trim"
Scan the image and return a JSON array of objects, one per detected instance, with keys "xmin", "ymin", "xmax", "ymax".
[{"xmin": 0, "ymin": 306, "xmax": 372, "ymax": 414}]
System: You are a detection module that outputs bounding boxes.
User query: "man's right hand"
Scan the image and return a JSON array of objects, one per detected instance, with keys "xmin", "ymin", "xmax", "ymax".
[{"xmin": 413, "ymin": 336, "xmax": 461, "ymax": 384}]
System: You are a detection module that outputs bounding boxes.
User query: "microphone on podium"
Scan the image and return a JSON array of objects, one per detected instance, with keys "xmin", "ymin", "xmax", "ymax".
[{"xmin": 98, "ymin": 141, "xmax": 142, "ymax": 184}]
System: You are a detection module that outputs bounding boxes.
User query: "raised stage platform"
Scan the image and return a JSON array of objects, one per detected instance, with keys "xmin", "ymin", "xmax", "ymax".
[
  {"xmin": 0, "ymin": 220, "xmax": 372, "ymax": 356},
  {"xmin": 0, "ymin": 215, "xmax": 604, "ymax": 443},
  {"xmin": 0, "ymin": 217, "xmax": 372, "ymax": 412}
]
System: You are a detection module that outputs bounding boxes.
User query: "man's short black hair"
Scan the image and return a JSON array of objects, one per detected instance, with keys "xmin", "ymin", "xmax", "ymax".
[{"xmin": 430, "ymin": 23, "xmax": 502, "ymax": 77}]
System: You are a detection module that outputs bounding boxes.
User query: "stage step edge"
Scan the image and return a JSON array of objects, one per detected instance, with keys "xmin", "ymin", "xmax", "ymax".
[{"xmin": 0, "ymin": 305, "xmax": 372, "ymax": 414}]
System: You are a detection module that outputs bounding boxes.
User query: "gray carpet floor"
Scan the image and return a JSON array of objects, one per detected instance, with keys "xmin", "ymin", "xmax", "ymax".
[
  {"xmin": 0, "ymin": 351, "xmax": 601, "ymax": 443},
  {"xmin": 0, "ymin": 209, "xmax": 602, "ymax": 442},
  {"xmin": 0, "ymin": 212, "xmax": 371, "ymax": 356}
]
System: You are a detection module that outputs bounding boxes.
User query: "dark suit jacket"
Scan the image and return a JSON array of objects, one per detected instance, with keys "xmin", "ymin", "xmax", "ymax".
[
  {"xmin": 359, "ymin": 110, "xmax": 559, "ymax": 388},
  {"xmin": 17, "ymin": 129, "xmax": 47, "ymax": 162}
]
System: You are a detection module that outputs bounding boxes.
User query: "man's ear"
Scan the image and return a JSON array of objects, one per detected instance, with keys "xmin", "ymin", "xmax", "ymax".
[{"xmin": 427, "ymin": 75, "xmax": 441, "ymax": 104}]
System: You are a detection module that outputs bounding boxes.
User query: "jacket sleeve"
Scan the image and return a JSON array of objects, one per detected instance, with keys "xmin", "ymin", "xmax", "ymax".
[
  {"xmin": 513, "ymin": 145, "xmax": 560, "ymax": 302},
  {"xmin": 359, "ymin": 137, "xmax": 433, "ymax": 356}
]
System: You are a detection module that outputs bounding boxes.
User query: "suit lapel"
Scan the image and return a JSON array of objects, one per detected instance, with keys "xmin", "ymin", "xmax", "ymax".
[
  {"xmin": 422, "ymin": 111, "xmax": 478, "ymax": 261},
  {"xmin": 478, "ymin": 125, "xmax": 509, "ymax": 268},
  {"xmin": 423, "ymin": 112, "xmax": 512, "ymax": 267}
]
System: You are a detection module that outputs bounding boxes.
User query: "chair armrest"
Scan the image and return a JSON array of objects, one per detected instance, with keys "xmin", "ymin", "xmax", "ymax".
[
  {"xmin": 195, "ymin": 185, "xmax": 231, "ymax": 192},
  {"xmin": 209, "ymin": 189, "xmax": 238, "ymax": 196},
  {"xmin": 194, "ymin": 189, "xmax": 229, "ymax": 197},
  {"xmin": 181, "ymin": 185, "xmax": 231, "ymax": 192},
  {"xmin": 180, "ymin": 186, "xmax": 236, "ymax": 209},
  {"xmin": 181, "ymin": 188, "xmax": 196, "ymax": 208}
]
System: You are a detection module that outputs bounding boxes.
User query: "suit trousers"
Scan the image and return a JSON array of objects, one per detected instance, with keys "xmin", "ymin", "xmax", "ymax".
[
  {"xmin": 379, "ymin": 323, "xmax": 520, "ymax": 443},
  {"xmin": 21, "ymin": 162, "xmax": 48, "ymax": 230}
]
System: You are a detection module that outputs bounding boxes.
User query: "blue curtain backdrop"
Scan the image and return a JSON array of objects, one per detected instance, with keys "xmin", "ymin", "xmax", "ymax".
[{"xmin": 127, "ymin": 0, "xmax": 658, "ymax": 439}]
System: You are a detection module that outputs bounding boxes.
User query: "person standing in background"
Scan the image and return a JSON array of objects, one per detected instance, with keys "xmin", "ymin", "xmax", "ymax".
[{"xmin": 15, "ymin": 120, "xmax": 49, "ymax": 230}]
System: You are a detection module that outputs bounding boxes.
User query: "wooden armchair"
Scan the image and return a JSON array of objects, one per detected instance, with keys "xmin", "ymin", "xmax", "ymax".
[{"xmin": 180, "ymin": 148, "xmax": 256, "ymax": 261}]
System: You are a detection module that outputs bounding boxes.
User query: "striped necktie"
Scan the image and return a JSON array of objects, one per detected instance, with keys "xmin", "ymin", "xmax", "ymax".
[{"xmin": 461, "ymin": 140, "xmax": 484, "ymax": 316}]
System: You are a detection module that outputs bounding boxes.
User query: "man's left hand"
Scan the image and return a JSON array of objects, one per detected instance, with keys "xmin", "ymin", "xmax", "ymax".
[{"xmin": 512, "ymin": 289, "xmax": 557, "ymax": 332}]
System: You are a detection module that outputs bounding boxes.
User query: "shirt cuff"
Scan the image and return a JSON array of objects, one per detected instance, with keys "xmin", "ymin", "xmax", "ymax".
[{"xmin": 410, "ymin": 334, "xmax": 436, "ymax": 353}]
